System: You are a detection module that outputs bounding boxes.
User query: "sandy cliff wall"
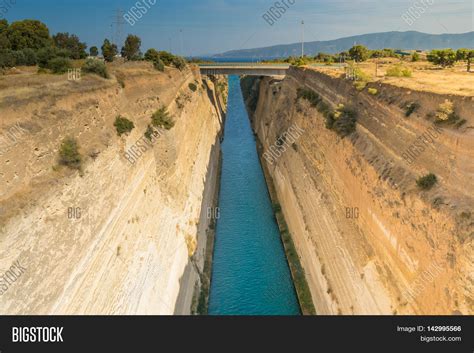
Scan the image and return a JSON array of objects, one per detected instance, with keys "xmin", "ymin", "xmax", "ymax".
[
  {"xmin": 244, "ymin": 67, "xmax": 473, "ymax": 315},
  {"xmin": 0, "ymin": 63, "xmax": 226, "ymax": 314}
]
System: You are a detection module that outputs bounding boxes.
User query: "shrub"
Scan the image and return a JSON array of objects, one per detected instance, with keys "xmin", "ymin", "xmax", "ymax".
[
  {"xmin": 151, "ymin": 106, "xmax": 175, "ymax": 130},
  {"xmin": 435, "ymin": 100, "xmax": 455, "ymax": 122},
  {"xmin": 144, "ymin": 125, "xmax": 155, "ymax": 140},
  {"xmin": 172, "ymin": 56, "xmax": 186, "ymax": 70},
  {"xmin": 188, "ymin": 82, "xmax": 197, "ymax": 92},
  {"xmin": 405, "ymin": 102, "xmax": 420, "ymax": 117},
  {"xmin": 114, "ymin": 116, "xmax": 135, "ymax": 136},
  {"xmin": 416, "ymin": 173, "xmax": 437, "ymax": 190},
  {"xmin": 296, "ymin": 88, "xmax": 321, "ymax": 107},
  {"xmin": 36, "ymin": 47, "xmax": 59, "ymax": 68},
  {"xmin": 48, "ymin": 57, "xmax": 72, "ymax": 74},
  {"xmin": 0, "ymin": 49, "xmax": 16, "ymax": 68},
  {"xmin": 59, "ymin": 137, "xmax": 82, "ymax": 169},
  {"xmin": 82, "ymin": 58, "xmax": 109, "ymax": 78},
  {"xmin": 21, "ymin": 48, "xmax": 37, "ymax": 65},
  {"xmin": 326, "ymin": 105, "xmax": 358, "ymax": 137},
  {"xmin": 153, "ymin": 59, "xmax": 164, "ymax": 71},
  {"xmin": 368, "ymin": 88, "xmax": 378, "ymax": 95},
  {"xmin": 386, "ymin": 65, "xmax": 412, "ymax": 77}
]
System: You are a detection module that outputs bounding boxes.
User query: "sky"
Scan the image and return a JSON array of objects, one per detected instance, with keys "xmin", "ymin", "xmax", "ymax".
[{"xmin": 2, "ymin": 0, "xmax": 473, "ymax": 56}]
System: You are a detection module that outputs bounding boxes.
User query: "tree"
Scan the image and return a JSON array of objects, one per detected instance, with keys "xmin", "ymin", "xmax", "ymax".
[
  {"xmin": 144, "ymin": 48, "xmax": 160, "ymax": 62},
  {"xmin": 349, "ymin": 45, "xmax": 370, "ymax": 62},
  {"xmin": 101, "ymin": 39, "xmax": 117, "ymax": 62},
  {"xmin": 455, "ymin": 48, "xmax": 474, "ymax": 72},
  {"xmin": 0, "ymin": 19, "xmax": 11, "ymax": 49},
  {"xmin": 427, "ymin": 49, "xmax": 457, "ymax": 68},
  {"xmin": 7, "ymin": 20, "xmax": 52, "ymax": 50},
  {"xmin": 467, "ymin": 50, "xmax": 474, "ymax": 72},
  {"xmin": 89, "ymin": 46, "xmax": 98, "ymax": 57},
  {"xmin": 121, "ymin": 34, "xmax": 141, "ymax": 60},
  {"xmin": 456, "ymin": 48, "xmax": 469, "ymax": 61},
  {"xmin": 53, "ymin": 32, "xmax": 87, "ymax": 59}
]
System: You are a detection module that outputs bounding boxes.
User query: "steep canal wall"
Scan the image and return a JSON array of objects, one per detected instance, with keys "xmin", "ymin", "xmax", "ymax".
[{"xmin": 241, "ymin": 67, "xmax": 473, "ymax": 315}]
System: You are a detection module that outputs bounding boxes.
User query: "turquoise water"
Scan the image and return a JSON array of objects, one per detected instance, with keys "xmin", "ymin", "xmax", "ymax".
[{"xmin": 208, "ymin": 75, "xmax": 300, "ymax": 315}]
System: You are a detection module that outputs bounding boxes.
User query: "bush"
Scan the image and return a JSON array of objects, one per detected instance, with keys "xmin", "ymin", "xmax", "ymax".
[
  {"xmin": 326, "ymin": 105, "xmax": 358, "ymax": 137},
  {"xmin": 416, "ymin": 173, "xmax": 437, "ymax": 190},
  {"xmin": 82, "ymin": 58, "xmax": 109, "ymax": 78},
  {"xmin": 151, "ymin": 106, "xmax": 175, "ymax": 130},
  {"xmin": 386, "ymin": 65, "xmax": 412, "ymax": 77},
  {"xmin": 21, "ymin": 48, "xmax": 37, "ymax": 65},
  {"xmin": 153, "ymin": 59, "xmax": 164, "ymax": 71},
  {"xmin": 36, "ymin": 47, "xmax": 58, "ymax": 68},
  {"xmin": 435, "ymin": 100, "xmax": 455, "ymax": 122},
  {"xmin": 0, "ymin": 49, "xmax": 16, "ymax": 68},
  {"xmin": 48, "ymin": 57, "xmax": 72, "ymax": 74},
  {"xmin": 144, "ymin": 125, "xmax": 155, "ymax": 140},
  {"xmin": 59, "ymin": 137, "xmax": 82, "ymax": 169},
  {"xmin": 405, "ymin": 102, "xmax": 420, "ymax": 117},
  {"xmin": 114, "ymin": 116, "xmax": 135, "ymax": 136},
  {"xmin": 189, "ymin": 82, "xmax": 197, "ymax": 92},
  {"xmin": 172, "ymin": 56, "xmax": 186, "ymax": 70},
  {"xmin": 368, "ymin": 88, "xmax": 378, "ymax": 95}
]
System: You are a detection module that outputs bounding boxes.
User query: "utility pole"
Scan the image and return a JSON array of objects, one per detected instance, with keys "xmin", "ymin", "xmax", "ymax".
[
  {"xmin": 301, "ymin": 20, "xmax": 305, "ymax": 58},
  {"xmin": 179, "ymin": 29, "xmax": 184, "ymax": 56},
  {"xmin": 111, "ymin": 9, "xmax": 126, "ymax": 49}
]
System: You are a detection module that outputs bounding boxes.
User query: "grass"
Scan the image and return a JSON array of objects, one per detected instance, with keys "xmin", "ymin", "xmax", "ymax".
[
  {"xmin": 114, "ymin": 116, "xmax": 135, "ymax": 136},
  {"xmin": 59, "ymin": 137, "xmax": 82, "ymax": 170},
  {"xmin": 416, "ymin": 173, "xmax": 437, "ymax": 190},
  {"xmin": 151, "ymin": 106, "xmax": 175, "ymax": 130}
]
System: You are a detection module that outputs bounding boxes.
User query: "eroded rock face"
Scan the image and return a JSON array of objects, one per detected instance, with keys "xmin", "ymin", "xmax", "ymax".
[
  {"xmin": 243, "ymin": 67, "xmax": 473, "ymax": 315},
  {"xmin": 0, "ymin": 63, "xmax": 226, "ymax": 314}
]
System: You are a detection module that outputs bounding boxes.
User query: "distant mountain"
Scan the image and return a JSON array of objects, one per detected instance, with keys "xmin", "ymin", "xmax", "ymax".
[{"xmin": 214, "ymin": 31, "xmax": 474, "ymax": 58}]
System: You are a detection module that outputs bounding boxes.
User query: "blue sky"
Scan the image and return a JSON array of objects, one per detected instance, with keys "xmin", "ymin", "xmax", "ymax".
[{"xmin": 3, "ymin": 0, "xmax": 473, "ymax": 55}]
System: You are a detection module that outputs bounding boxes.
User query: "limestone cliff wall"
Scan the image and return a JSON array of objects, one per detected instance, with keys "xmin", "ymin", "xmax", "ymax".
[
  {"xmin": 0, "ymin": 62, "xmax": 226, "ymax": 314},
  {"xmin": 244, "ymin": 67, "xmax": 473, "ymax": 315}
]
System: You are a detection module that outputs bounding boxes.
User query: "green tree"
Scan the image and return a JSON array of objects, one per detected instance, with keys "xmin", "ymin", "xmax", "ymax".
[
  {"xmin": 89, "ymin": 46, "xmax": 99, "ymax": 57},
  {"xmin": 144, "ymin": 48, "xmax": 160, "ymax": 62},
  {"xmin": 101, "ymin": 39, "xmax": 117, "ymax": 62},
  {"xmin": 349, "ymin": 45, "xmax": 370, "ymax": 62},
  {"xmin": 456, "ymin": 48, "xmax": 469, "ymax": 61},
  {"xmin": 455, "ymin": 48, "xmax": 474, "ymax": 72},
  {"xmin": 121, "ymin": 34, "xmax": 141, "ymax": 60},
  {"xmin": 53, "ymin": 32, "xmax": 87, "ymax": 59},
  {"xmin": 427, "ymin": 49, "xmax": 457, "ymax": 68},
  {"xmin": 7, "ymin": 20, "xmax": 52, "ymax": 50},
  {"xmin": 0, "ymin": 19, "xmax": 11, "ymax": 49}
]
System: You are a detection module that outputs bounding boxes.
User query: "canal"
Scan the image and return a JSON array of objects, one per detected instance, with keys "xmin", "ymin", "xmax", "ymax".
[{"xmin": 208, "ymin": 75, "xmax": 300, "ymax": 315}]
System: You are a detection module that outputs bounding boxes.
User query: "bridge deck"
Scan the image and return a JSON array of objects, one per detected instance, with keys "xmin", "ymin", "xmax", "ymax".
[{"xmin": 198, "ymin": 64, "xmax": 290, "ymax": 76}]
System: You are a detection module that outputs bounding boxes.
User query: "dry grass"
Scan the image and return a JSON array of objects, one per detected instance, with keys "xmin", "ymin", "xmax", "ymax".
[{"xmin": 309, "ymin": 59, "xmax": 474, "ymax": 96}]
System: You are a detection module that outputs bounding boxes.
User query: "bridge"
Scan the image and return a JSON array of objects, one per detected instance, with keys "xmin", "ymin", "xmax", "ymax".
[{"xmin": 198, "ymin": 63, "xmax": 289, "ymax": 76}]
